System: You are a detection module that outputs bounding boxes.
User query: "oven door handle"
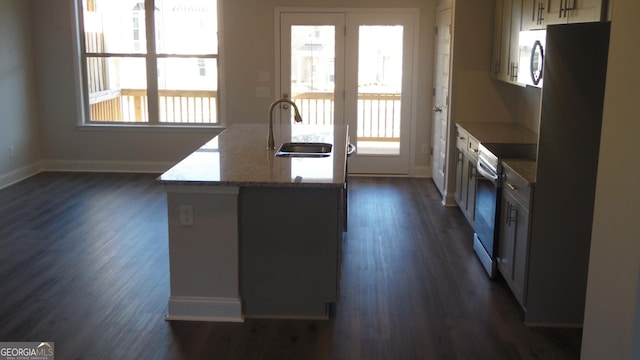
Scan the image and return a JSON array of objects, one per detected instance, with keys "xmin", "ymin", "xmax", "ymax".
[{"xmin": 477, "ymin": 160, "xmax": 499, "ymax": 182}]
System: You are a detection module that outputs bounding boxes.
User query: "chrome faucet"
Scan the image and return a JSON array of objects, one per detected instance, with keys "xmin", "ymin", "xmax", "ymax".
[{"xmin": 268, "ymin": 98, "xmax": 303, "ymax": 150}]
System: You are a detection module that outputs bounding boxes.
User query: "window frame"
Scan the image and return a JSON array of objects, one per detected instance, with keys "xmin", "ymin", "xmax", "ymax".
[{"xmin": 74, "ymin": 0, "xmax": 224, "ymax": 128}]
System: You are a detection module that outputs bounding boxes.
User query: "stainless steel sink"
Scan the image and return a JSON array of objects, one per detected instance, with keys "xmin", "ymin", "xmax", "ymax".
[{"xmin": 275, "ymin": 142, "xmax": 332, "ymax": 157}]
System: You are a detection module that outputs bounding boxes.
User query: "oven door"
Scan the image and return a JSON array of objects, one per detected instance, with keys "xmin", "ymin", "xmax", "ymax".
[{"xmin": 474, "ymin": 157, "xmax": 500, "ymax": 277}]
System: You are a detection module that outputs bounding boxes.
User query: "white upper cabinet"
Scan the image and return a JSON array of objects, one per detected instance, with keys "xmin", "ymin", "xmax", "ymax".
[
  {"xmin": 522, "ymin": 0, "xmax": 547, "ymax": 30},
  {"xmin": 492, "ymin": 0, "xmax": 523, "ymax": 85},
  {"xmin": 522, "ymin": 0, "xmax": 606, "ymax": 30}
]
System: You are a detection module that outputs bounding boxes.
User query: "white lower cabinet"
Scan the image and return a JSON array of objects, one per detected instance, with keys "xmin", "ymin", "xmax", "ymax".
[
  {"xmin": 454, "ymin": 125, "xmax": 478, "ymax": 226},
  {"xmin": 497, "ymin": 163, "xmax": 532, "ymax": 308}
]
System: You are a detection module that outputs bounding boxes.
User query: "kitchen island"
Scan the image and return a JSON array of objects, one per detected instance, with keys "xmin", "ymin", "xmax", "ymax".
[{"xmin": 158, "ymin": 124, "xmax": 348, "ymax": 322}]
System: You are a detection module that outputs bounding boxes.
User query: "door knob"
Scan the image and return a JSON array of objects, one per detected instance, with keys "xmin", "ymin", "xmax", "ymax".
[{"xmin": 433, "ymin": 106, "xmax": 443, "ymax": 113}]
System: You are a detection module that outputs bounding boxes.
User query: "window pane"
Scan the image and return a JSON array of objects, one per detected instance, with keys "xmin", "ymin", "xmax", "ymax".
[
  {"xmin": 157, "ymin": 58, "xmax": 218, "ymax": 123},
  {"xmin": 155, "ymin": 0, "xmax": 218, "ymax": 55},
  {"xmin": 83, "ymin": 0, "xmax": 147, "ymax": 54},
  {"xmin": 87, "ymin": 57, "xmax": 148, "ymax": 122}
]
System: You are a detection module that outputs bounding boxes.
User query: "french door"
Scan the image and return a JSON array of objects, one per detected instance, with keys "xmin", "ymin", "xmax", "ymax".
[{"xmin": 278, "ymin": 10, "xmax": 417, "ymax": 174}]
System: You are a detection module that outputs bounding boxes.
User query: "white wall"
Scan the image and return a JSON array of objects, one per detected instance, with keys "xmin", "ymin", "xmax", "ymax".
[
  {"xmin": 29, "ymin": 0, "xmax": 218, "ymax": 173},
  {"xmin": 581, "ymin": 0, "xmax": 640, "ymax": 358},
  {"xmin": 449, "ymin": 0, "xmax": 542, "ymax": 131},
  {"xmin": 25, "ymin": 0, "xmax": 436, "ymax": 174},
  {"xmin": 222, "ymin": 0, "xmax": 437, "ymax": 175},
  {"xmin": 0, "ymin": 0, "xmax": 42, "ymax": 187}
]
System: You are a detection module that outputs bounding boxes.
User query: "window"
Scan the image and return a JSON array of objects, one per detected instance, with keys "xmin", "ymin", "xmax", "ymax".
[{"xmin": 77, "ymin": 0, "xmax": 219, "ymax": 125}]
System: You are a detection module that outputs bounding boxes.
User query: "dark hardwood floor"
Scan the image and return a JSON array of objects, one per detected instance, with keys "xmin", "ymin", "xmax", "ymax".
[{"xmin": 0, "ymin": 172, "xmax": 581, "ymax": 359}]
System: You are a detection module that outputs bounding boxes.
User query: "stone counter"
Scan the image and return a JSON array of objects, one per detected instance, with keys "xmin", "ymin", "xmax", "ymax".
[
  {"xmin": 502, "ymin": 158, "xmax": 537, "ymax": 185},
  {"xmin": 158, "ymin": 124, "xmax": 348, "ymax": 188},
  {"xmin": 456, "ymin": 122, "xmax": 538, "ymax": 145}
]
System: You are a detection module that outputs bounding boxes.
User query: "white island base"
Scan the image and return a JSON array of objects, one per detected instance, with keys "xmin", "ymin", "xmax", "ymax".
[
  {"xmin": 164, "ymin": 185, "xmax": 244, "ymax": 322},
  {"xmin": 158, "ymin": 124, "xmax": 348, "ymax": 322}
]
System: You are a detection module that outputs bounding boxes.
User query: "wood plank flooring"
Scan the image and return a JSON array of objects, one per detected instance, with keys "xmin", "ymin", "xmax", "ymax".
[{"xmin": 0, "ymin": 173, "xmax": 581, "ymax": 359}]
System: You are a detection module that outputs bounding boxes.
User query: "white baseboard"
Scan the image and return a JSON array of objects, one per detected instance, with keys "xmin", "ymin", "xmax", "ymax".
[
  {"xmin": 442, "ymin": 191, "xmax": 458, "ymax": 207},
  {"xmin": 412, "ymin": 165, "xmax": 431, "ymax": 178},
  {"xmin": 41, "ymin": 159, "xmax": 176, "ymax": 174},
  {"xmin": 167, "ymin": 296, "xmax": 243, "ymax": 323},
  {"xmin": 0, "ymin": 162, "xmax": 43, "ymax": 190}
]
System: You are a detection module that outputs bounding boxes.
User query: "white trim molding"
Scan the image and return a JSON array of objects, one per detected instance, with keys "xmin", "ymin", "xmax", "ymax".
[
  {"xmin": 41, "ymin": 159, "xmax": 175, "ymax": 174},
  {"xmin": 167, "ymin": 296, "xmax": 243, "ymax": 323},
  {"xmin": 0, "ymin": 162, "xmax": 43, "ymax": 190}
]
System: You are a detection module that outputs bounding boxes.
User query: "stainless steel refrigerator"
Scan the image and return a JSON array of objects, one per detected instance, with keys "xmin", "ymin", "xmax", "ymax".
[{"xmin": 525, "ymin": 21, "xmax": 611, "ymax": 326}]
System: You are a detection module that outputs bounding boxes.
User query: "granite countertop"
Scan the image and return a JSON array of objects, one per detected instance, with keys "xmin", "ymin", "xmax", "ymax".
[
  {"xmin": 456, "ymin": 122, "xmax": 538, "ymax": 144},
  {"xmin": 158, "ymin": 124, "xmax": 348, "ymax": 188},
  {"xmin": 502, "ymin": 159, "xmax": 537, "ymax": 185}
]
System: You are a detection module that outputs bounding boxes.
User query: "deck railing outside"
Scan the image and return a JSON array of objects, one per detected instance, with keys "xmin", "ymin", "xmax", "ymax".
[
  {"xmin": 89, "ymin": 89, "xmax": 218, "ymax": 124},
  {"xmin": 89, "ymin": 90, "xmax": 400, "ymax": 141},
  {"xmin": 293, "ymin": 92, "xmax": 401, "ymax": 142}
]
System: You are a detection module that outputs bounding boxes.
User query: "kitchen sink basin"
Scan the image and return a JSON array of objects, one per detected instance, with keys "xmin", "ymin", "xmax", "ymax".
[{"xmin": 275, "ymin": 142, "xmax": 332, "ymax": 157}]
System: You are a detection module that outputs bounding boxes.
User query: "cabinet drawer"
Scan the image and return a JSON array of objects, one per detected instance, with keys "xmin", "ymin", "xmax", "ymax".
[
  {"xmin": 502, "ymin": 166, "xmax": 531, "ymax": 205},
  {"xmin": 456, "ymin": 127, "xmax": 468, "ymax": 149},
  {"xmin": 468, "ymin": 137, "xmax": 480, "ymax": 159}
]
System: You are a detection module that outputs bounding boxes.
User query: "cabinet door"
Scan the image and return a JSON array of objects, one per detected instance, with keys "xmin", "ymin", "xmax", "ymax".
[
  {"xmin": 500, "ymin": 0, "xmax": 513, "ymax": 83},
  {"xmin": 565, "ymin": 0, "xmax": 605, "ymax": 23},
  {"xmin": 492, "ymin": 0, "xmax": 524, "ymax": 84},
  {"xmin": 507, "ymin": 0, "xmax": 523, "ymax": 84},
  {"xmin": 522, "ymin": 0, "xmax": 546, "ymax": 30},
  {"xmin": 511, "ymin": 198, "xmax": 530, "ymax": 305},
  {"xmin": 454, "ymin": 145, "xmax": 464, "ymax": 206},
  {"xmin": 493, "ymin": 0, "xmax": 513, "ymax": 82},
  {"xmin": 492, "ymin": 0, "xmax": 505, "ymax": 78},
  {"xmin": 466, "ymin": 157, "xmax": 477, "ymax": 223},
  {"xmin": 498, "ymin": 188, "xmax": 530, "ymax": 307},
  {"xmin": 545, "ymin": 0, "xmax": 567, "ymax": 26},
  {"xmin": 498, "ymin": 193, "xmax": 515, "ymax": 282},
  {"xmin": 548, "ymin": 0, "xmax": 604, "ymax": 24}
]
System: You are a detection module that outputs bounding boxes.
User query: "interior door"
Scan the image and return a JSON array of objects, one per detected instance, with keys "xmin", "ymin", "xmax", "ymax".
[
  {"xmin": 279, "ymin": 10, "xmax": 417, "ymax": 175},
  {"xmin": 431, "ymin": 8, "xmax": 452, "ymax": 195}
]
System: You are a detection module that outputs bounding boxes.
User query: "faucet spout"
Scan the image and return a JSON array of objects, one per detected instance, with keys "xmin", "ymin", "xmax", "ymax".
[{"xmin": 268, "ymin": 98, "xmax": 303, "ymax": 150}]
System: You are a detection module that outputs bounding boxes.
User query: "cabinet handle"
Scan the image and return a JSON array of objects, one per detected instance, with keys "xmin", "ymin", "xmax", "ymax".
[
  {"xmin": 510, "ymin": 63, "xmax": 518, "ymax": 81},
  {"xmin": 560, "ymin": 0, "xmax": 574, "ymax": 18},
  {"xmin": 537, "ymin": 2, "xmax": 545, "ymax": 24},
  {"xmin": 566, "ymin": 0, "xmax": 576, "ymax": 11},
  {"xmin": 506, "ymin": 202, "xmax": 518, "ymax": 226},
  {"xmin": 507, "ymin": 183, "xmax": 518, "ymax": 191}
]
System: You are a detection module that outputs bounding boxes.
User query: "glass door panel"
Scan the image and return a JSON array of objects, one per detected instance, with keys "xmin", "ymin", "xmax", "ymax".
[
  {"xmin": 345, "ymin": 12, "xmax": 416, "ymax": 174},
  {"xmin": 280, "ymin": 13, "xmax": 345, "ymax": 127},
  {"xmin": 357, "ymin": 25, "xmax": 403, "ymax": 155},
  {"xmin": 291, "ymin": 25, "xmax": 336, "ymax": 125}
]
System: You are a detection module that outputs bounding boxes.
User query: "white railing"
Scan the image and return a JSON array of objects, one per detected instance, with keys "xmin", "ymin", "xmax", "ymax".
[
  {"xmin": 89, "ymin": 89, "xmax": 218, "ymax": 123},
  {"xmin": 293, "ymin": 92, "xmax": 401, "ymax": 141}
]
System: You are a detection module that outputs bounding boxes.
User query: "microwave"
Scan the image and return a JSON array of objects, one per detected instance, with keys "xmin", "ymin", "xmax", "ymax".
[{"xmin": 518, "ymin": 30, "xmax": 546, "ymax": 88}]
